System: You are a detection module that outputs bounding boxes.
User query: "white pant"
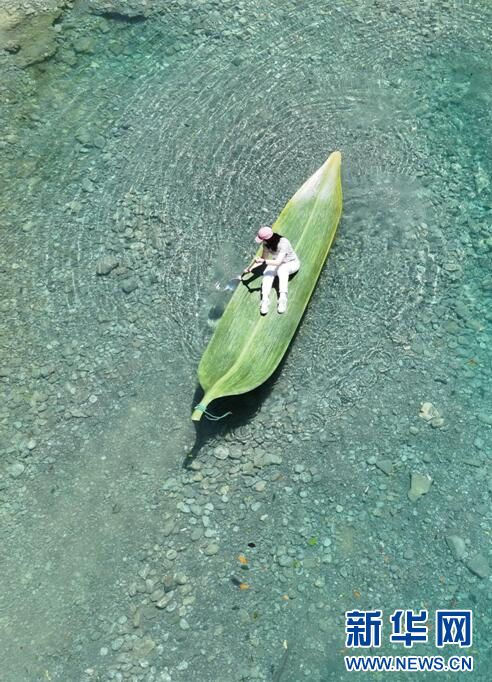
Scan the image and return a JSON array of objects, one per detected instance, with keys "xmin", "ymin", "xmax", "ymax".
[{"xmin": 261, "ymin": 258, "xmax": 300, "ymax": 300}]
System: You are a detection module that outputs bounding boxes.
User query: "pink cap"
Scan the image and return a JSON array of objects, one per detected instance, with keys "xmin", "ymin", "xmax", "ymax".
[{"xmin": 255, "ymin": 225, "xmax": 273, "ymax": 243}]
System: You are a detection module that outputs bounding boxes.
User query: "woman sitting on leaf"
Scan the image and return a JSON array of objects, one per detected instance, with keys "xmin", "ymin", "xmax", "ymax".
[{"xmin": 243, "ymin": 225, "xmax": 300, "ymax": 315}]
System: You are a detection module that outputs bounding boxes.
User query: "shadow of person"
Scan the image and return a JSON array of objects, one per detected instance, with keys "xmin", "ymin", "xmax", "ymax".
[{"xmin": 241, "ymin": 264, "xmax": 264, "ymax": 292}]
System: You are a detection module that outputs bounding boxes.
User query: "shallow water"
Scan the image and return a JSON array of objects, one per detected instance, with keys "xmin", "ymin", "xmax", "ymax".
[{"xmin": 0, "ymin": 1, "xmax": 491, "ymax": 680}]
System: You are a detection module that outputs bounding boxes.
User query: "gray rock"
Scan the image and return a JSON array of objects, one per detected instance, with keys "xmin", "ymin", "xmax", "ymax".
[
  {"xmin": 32, "ymin": 364, "xmax": 55, "ymax": 378},
  {"xmin": 73, "ymin": 36, "xmax": 97, "ymax": 54},
  {"xmin": 75, "ymin": 129, "xmax": 92, "ymax": 146},
  {"xmin": 228, "ymin": 445, "xmax": 242, "ymax": 460},
  {"xmin": 465, "ymin": 553, "xmax": 490, "ymax": 579},
  {"xmin": 162, "ymin": 478, "xmax": 179, "ymax": 491},
  {"xmin": 254, "ymin": 452, "xmax": 282, "ymax": 467},
  {"xmin": 376, "ymin": 459, "xmax": 393, "ymax": 476},
  {"xmin": 204, "ymin": 543, "xmax": 219, "ymax": 556},
  {"xmin": 162, "ymin": 520, "xmax": 175, "ymax": 537},
  {"xmin": 419, "ymin": 402, "xmax": 440, "ymax": 422},
  {"xmin": 111, "ymin": 636, "xmax": 124, "ymax": 651},
  {"xmin": 408, "ymin": 472, "xmax": 433, "ymax": 502},
  {"xmin": 445, "ymin": 535, "xmax": 466, "ymax": 560},
  {"xmin": 96, "ymin": 256, "xmax": 119, "ymax": 276},
  {"xmin": 162, "ymin": 574, "xmax": 175, "ymax": 592},
  {"xmin": 4, "ymin": 41, "xmax": 21, "ymax": 54},
  {"xmin": 81, "ymin": 177, "xmax": 94, "ymax": 192},
  {"xmin": 7, "ymin": 462, "xmax": 25, "ymax": 478},
  {"xmin": 190, "ymin": 527, "xmax": 202, "ymax": 541},
  {"xmin": 213, "ymin": 445, "xmax": 229, "ymax": 460},
  {"xmin": 175, "ymin": 573, "xmax": 188, "ymax": 585},
  {"xmin": 121, "ymin": 277, "xmax": 138, "ymax": 293},
  {"xmin": 132, "ymin": 637, "xmax": 155, "ymax": 658}
]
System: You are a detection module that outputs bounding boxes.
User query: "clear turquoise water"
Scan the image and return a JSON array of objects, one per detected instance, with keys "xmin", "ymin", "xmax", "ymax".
[{"xmin": 0, "ymin": 1, "xmax": 490, "ymax": 680}]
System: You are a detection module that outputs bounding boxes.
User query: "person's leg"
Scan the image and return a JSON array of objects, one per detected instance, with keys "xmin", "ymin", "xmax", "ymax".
[
  {"xmin": 261, "ymin": 266, "xmax": 277, "ymax": 300},
  {"xmin": 260, "ymin": 265, "xmax": 277, "ymax": 312},
  {"xmin": 277, "ymin": 259, "xmax": 300, "ymax": 312},
  {"xmin": 277, "ymin": 263, "xmax": 291, "ymax": 295}
]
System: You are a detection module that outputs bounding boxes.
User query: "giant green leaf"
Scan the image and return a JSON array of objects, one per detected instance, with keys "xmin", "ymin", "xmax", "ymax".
[{"xmin": 192, "ymin": 151, "xmax": 343, "ymax": 421}]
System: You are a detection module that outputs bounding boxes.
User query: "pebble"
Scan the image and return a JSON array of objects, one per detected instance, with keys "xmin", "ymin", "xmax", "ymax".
[
  {"xmin": 133, "ymin": 637, "xmax": 156, "ymax": 658},
  {"xmin": 419, "ymin": 402, "xmax": 440, "ymax": 422},
  {"xmin": 228, "ymin": 445, "xmax": 242, "ymax": 460},
  {"xmin": 254, "ymin": 452, "xmax": 282, "ymax": 467},
  {"xmin": 175, "ymin": 573, "xmax": 188, "ymax": 585},
  {"xmin": 408, "ymin": 472, "xmax": 433, "ymax": 502},
  {"xmin": 155, "ymin": 594, "xmax": 172, "ymax": 609},
  {"xmin": 213, "ymin": 445, "xmax": 229, "ymax": 460},
  {"xmin": 445, "ymin": 535, "xmax": 466, "ymax": 560},
  {"xmin": 111, "ymin": 637, "xmax": 124, "ymax": 652},
  {"xmin": 204, "ymin": 543, "xmax": 219, "ymax": 556},
  {"xmin": 121, "ymin": 277, "xmax": 138, "ymax": 294},
  {"xmin": 254, "ymin": 480, "xmax": 266, "ymax": 492},
  {"xmin": 191, "ymin": 527, "xmax": 202, "ymax": 541},
  {"xmin": 465, "ymin": 553, "xmax": 490, "ymax": 579},
  {"xmin": 375, "ymin": 459, "xmax": 393, "ymax": 476},
  {"xmin": 7, "ymin": 462, "xmax": 25, "ymax": 478},
  {"xmin": 81, "ymin": 177, "xmax": 94, "ymax": 192},
  {"xmin": 96, "ymin": 255, "xmax": 119, "ymax": 276},
  {"xmin": 162, "ymin": 520, "xmax": 175, "ymax": 536},
  {"xmin": 33, "ymin": 364, "xmax": 55, "ymax": 378},
  {"xmin": 163, "ymin": 478, "xmax": 179, "ymax": 491}
]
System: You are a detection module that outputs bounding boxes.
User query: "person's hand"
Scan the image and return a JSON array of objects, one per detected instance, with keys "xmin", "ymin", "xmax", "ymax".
[{"xmin": 254, "ymin": 257, "xmax": 264, "ymax": 264}]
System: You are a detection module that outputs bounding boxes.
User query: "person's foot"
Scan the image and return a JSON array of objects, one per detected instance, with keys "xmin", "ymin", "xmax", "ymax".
[
  {"xmin": 260, "ymin": 298, "xmax": 270, "ymax": 315},
  {"xmin": 278, "ymin": 293, "xmax": 288, "ymax": 313}
]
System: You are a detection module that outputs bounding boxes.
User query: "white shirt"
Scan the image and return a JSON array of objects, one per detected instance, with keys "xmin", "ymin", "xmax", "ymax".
[{"xmin": 265, "ymin": 237, "xmax": 298, "ymax": 264}]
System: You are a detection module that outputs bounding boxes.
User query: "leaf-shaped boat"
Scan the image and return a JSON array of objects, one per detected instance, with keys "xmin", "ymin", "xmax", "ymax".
[{"xmin": 192, "ymin": 151, "xmax": 343, "ymax": 421}]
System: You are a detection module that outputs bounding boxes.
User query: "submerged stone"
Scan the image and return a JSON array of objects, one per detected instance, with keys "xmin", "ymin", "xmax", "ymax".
[
  {"xmin": 465, "ymin": 553, "xmax": 490, "ymax": 579},
  {"xmin": 445, "ymin": 534, "xmax": 466, "ymax": 560},
  {"xmin": 419, "ymin": 402, "xmax": 440, "ymax": 422},
  {"xmin": 121, "ymin": 277, "xmax": 138, "ymax": 293},
  {"xmin": 408, "ymin": 472, "xmax": 433, "ymax": 502},
  {"xmin": 96, "ymin": 256, "xmax": 119, "ymax": 276}
]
